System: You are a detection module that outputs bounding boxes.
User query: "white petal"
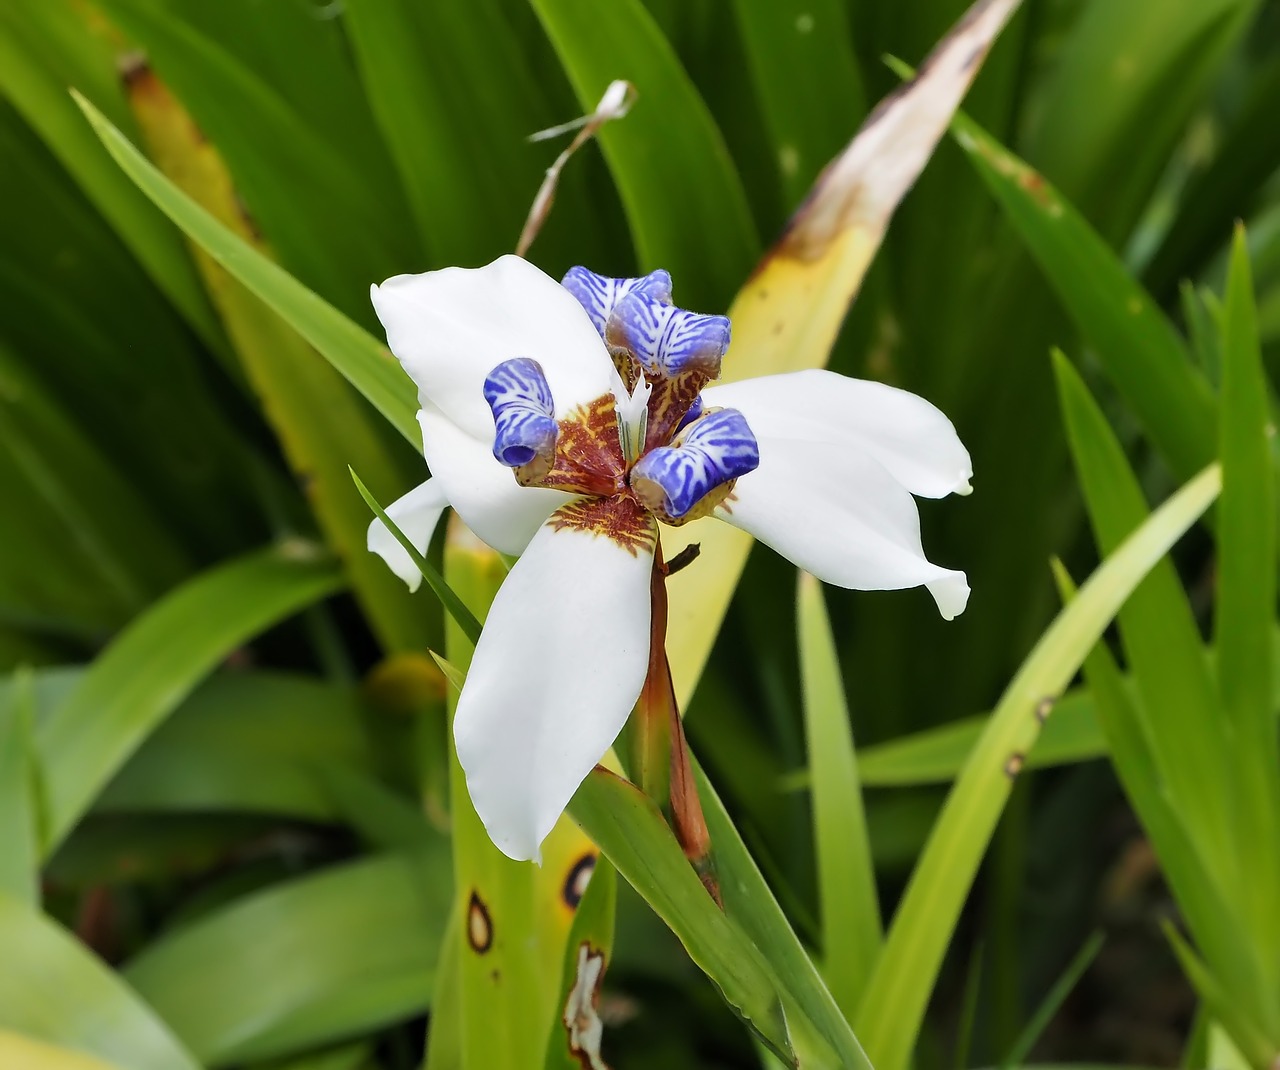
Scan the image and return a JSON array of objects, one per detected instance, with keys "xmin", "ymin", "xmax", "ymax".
[
  {"xmin": 703, "ymin": 369, "xmax": 972, "ymax": 498},
  {"xmin": 419, "ymin": 406, "xmax": 570, "ymax": 555},
  {"xmin": 454, "ymin": 521, "xmax": 654, "ymax": 861},
  {"xmin": 371, "ymin": 255, "xmax": 624, "ymax": 440},
  {"xmin": 717, "ymin": 440, "xmax": 969, "ymax": 619},
  {"xmin": 366, "ymin": 479, "xmax": 449, "ymax": 592}
]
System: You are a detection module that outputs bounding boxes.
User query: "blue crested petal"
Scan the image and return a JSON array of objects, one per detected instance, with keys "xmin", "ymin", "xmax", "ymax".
[
  {"xmin": 561, "ymin": 266, "xmax": 672, "ymax": 336},
  {"xmin": 631, "ymin": 408, "xmax": 759, "ymax": 519},
  {"xmin": 484, "ymin": 357, "xmax": 558, "ymax": 468},
  {"xmin": 675, "ymin": 393, "xmax": 704, "ymax": 434},
  {"xmin": 605, "ymin": 292, "xmax": 730, "ymax": 380}
]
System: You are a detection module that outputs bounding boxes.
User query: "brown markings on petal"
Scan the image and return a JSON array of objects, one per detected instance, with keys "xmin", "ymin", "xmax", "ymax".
[
  {"xmin": 549, "ymin": 494, "xmax": 656, "ymax": 557},
  {"xmin": 529, "ymin": 395, "xmax": 627, "ymax": 497},
  {"xmin": 643, "ymin": 368, "xmax": 714, "ymax": 454},
  {"xmin": 467, "ymin": 890, "xmax": 493, "ymax": 954}
]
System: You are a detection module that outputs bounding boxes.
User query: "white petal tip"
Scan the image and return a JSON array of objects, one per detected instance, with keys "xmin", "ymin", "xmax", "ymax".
[
  {"xmin": 930, "ymin": 573, "xmax": 971, "ymax": 620},
  {"xmin": 955, "ymin": 477, "xmax": 974, "ymax": 497}
]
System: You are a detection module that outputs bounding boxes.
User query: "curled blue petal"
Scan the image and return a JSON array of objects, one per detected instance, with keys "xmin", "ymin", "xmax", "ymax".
[
  {"xmin": 561, "ymin": 266, "xmax": 672, "ymax": 336},
  {"xmin": 483, "ymin": 357, "xmax": 557, "ymax": 468},
  {"xmin": 631, "ymin": 408, "xmax": 759, "ymax": 519},
  {"xmin": 605, "ymin": 292, "xmax": 730, "ymax": 380},
  {"xmin": 675, "ymin": 394, "xmax": 704, "ymax": 434}
]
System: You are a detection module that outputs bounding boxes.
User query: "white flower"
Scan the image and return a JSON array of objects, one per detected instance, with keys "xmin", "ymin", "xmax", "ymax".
[{"xmin": 367, "ymin": 255, "xmax": 971, "ymax": 861}]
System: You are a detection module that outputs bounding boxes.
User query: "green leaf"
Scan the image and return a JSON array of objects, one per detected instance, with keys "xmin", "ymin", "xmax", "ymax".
[
  {"xmin": 527, "ymin": 0, "xmax": 759, "ymax": 312},
  {"xmin": 543, "ymin": 857, "xmax": 617, "ymax": 1070},
  {"xmin": 0, "ymin": 669, "xmax": 40, "ymax": 905},
  {"xmin": 351, "ymin": 468, "xmax": 481, "ymax": 645},
  {"xmin": 0, "ymin": 1032, "xmax": 121, "ymax": 1070},
  {"xmin": 1053, "ymin": 351, "xmax": 1234, "ymax": 874},
  {"xmin": 93, "ymin": 0, "xmax": 419, "ymax": 326},
  {"xmin": 0, "ymin": 892, "xmax": 201, "ymax": 1070},
  {"xmin": 1215, "ymin": 228, "xmax": 1280, "ymax": 968},
  {"xmin": 567, "ymin": 768, "xmax": 793, "ymax": 1062},
  {"xmin": 123, "ymin": 852, "xmax": 449, "ymax": 1066},
  {"xmin": 1164, "ymin": 923, "xmax": 1280, "ymax": 1070},
  {"xmin": 729, "ymin": 0, "xmax": 865, "ymax": 210},
  {"xmin": 36, "ymin": 543, "xmax": 343, "ymax": 853},
  {"xmin": 0, "ymin": 0, "xmax": 224, "ymax": 351},
  {"xmin": 96, "ymin": 671, "xmax": 379, "ymax": 821},
  {"xmin": 953, "ymin": 114, "xmax": 1218, "ymax": 481},
  {"xmin": 1000, "ymin": 932, "xmax": 1104, "ymax": 1069},
  {"xmin": 73, "ymin": 91, "xmax": 420, "ymax": 445},
  {"xmin": 854, "ymin": 463, "xmax": 1222, "ymax": 1070},
  {"xmin": 796, "ymin": 571, "xmax": 880, "ymax": 1018},
  {"xmin": 1024, "ymin": 0, "xmax": 1260, "ymax": 247},
  {"xmin": 664, "ymin": 0, "xmax": 1026, "ymax": 706},
  {"xmin": 690, "ymin": 758, "xmax": 873, "ymax": 1070}
]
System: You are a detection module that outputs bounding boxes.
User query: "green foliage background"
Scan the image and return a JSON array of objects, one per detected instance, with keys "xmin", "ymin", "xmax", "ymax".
[{"xmin": 2, "ymin": 0, "xmax": 1279, "ymax": 1067}]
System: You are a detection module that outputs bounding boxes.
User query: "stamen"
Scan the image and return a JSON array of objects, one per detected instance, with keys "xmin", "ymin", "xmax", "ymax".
[
  {"xmin": 483, "ymin": 358, "xmax": 558, "ymax": 477},
  {"xmin": 630, "ymin": 408, "xmax": 759, "ymax": 525},
  {"xmin": 561, "ymin": 267, "xmax": 672, "ymax": 336}
]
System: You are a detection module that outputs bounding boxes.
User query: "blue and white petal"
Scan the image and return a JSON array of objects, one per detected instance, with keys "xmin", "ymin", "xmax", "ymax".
[
  {"xmin": 483, "ymin": 357, "xmax": 558, "ymax": 468},
  {"xmin": 366, "ymin": 479, "xmax": 449, "ymax": 592},
  {"xmin": 702, "ymin": 369, "xmax": 972, "ymax": 499},
  {"xmin": 453, "ymin": 516, "xmax": 655, "ymax": 862},
  {"xmin": 561, "ymin": 266, "xmax": 672, "ymax": 336},
  {"xmin": 371, "ymin": 256, "xmax": 625, "ymax": 441},
  {"xmin": 419, "ymin": 404, "xmax": 571, "ymax": 556},
  {"xmin": 714, "ymin": 432, "xmax": 969, "ymax": 619},
  {"xmin": 604, "ymin": 292, "xmax": 731, "ymax": 379},
  {"xmin": 631, "ymin": 408, "xmax": 759, "ymax": 520}
]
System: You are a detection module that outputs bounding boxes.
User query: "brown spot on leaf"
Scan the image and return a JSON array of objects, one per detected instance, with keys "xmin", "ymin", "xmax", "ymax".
[
  {"xmin": 564, "ymin": 943, "xmax": 611, "ymax": 1069},
  {"xmin": 467, "ymin": 890, "xmax": 493, "ymax": 954},
  {"xmin": 1034, "ymin": 697, "xmax": 1055, "ymax": 723},
  {"xmin": 563, "ymin": 852, "xmax": 597, "ymax": 910},
  {"xmin": 1004, "ymin": 751, "xmax": 1026, "ymax": 779}
]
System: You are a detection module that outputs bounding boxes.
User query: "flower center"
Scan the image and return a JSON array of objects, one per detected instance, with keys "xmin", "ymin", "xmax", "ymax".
[{"xmin": 482, "ymin": 267, "xmax": 762, "ymax": 542}]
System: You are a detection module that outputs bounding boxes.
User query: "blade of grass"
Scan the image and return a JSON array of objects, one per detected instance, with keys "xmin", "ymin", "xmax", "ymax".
[
  {"xmin": 854, "ymin": 463, "xmax": 1223, "ymax": 1070},
  {"xmin": 352, "ymin": 469, "xmax": 480, "ymax": 645},
  {"xmin": 1215, "ymin": 227, "xmax": 1280, "ymax": 971},
  {"xmin": 36, "ymin": 542, "xmax": 343, "ymax": 853},
  {"xmin": 797, "ymin": 571, "xmax": 880, "ymax": 1017},
  {"xmin": 1000, "ymin": 932, "xmax": 1104, "ymax": 1069},
  {"xmin": 1053, "ymin": 351, "xmax": 1234, "ymax": 876}
]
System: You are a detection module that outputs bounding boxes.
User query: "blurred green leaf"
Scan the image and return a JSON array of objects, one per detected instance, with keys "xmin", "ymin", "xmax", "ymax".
[
  {"xmin": 0, "ymin": 892, "xmax": 201, "ymax": 1070},
  {"xmin": 796, "ymin": 571, "xmax": 880, "ymax": 1018},
  {"xmin": 74, "ymin": 91, "xmax": 421, "ymax": 445},
  {"xmin": 96, "ymin": 671, "xmax": 378, "ymax": 821},
  {"xmin": 855, "ymin": 463, "xmax": 1222, "ymax": 1070},
  {"xmin": 954, "ymin": 114, "xmax": 1218, "ymax": 481},
  {"xmin": 0, "ymin": 1031, "xmax": 122, "ymax": 1070},
  {"xmin": 1025, "ymin": 0, "xmax": 1261, "ymax": 246},
  {"xmin": 36, "ymin": 543, "xmax": 343, "ymax": 853},
  {"xmin": 1000, "ymin": 931, "xmax": 1104, "ymax": 1069},
  {"xmin": 730, "ymin": 0, "xmax": 865, "ymax": 211},
  {"xmin": 123, "ymin": 852, "xmax": 449, "ymax": 1066}
]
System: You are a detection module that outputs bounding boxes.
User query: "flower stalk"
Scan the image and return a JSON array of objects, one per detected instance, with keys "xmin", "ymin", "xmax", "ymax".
[{"xmin": 625, "ymin": 542, "xmax": 720, "ymax": 905}]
